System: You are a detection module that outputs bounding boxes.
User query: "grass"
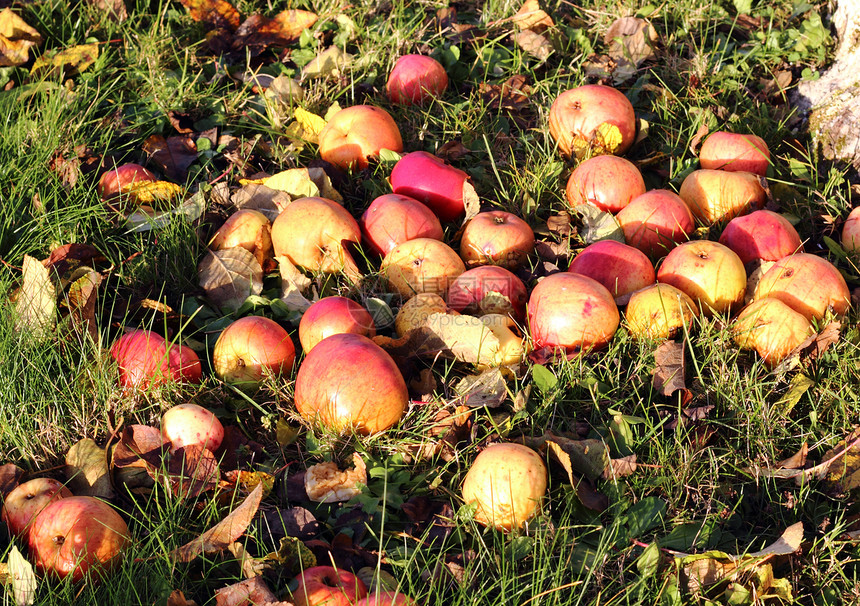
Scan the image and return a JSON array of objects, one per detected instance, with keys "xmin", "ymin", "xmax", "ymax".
[{"xmin": 1, "ymin": 0, "xmax": 860, "ymax": 604}]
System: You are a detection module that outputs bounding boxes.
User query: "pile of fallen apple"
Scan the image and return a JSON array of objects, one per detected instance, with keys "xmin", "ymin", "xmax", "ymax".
[{"xmin": 5, "ymin": 51, "xmax": 859, "ymax": 603}]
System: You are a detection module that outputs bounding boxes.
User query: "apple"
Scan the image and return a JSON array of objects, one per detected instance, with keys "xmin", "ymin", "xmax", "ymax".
[
  {"xmin": 318, "ymin": 105, "xmax": 403, "ymax": 170},
  {"xmin": 386, "ymin": 54, "xmax": 448, "ymax": 105},
  {"xmin": 294, "ymin": 333, "xmax": 409, "ymax": 434},
  {"xmin": 381, "ymin": 238, "xmax": 465, "ymax": 298},
  {"xmin": 568, "ymin": 240, "xmax": 656, "ymax": 303},
  {"xmin": 212, "ymin": 316, "xmax": 296, "ymax": 386},
  {"xmin": 110, "ymin": 329, "xmax": 202, "ymax": 389},
  {"xmin": 625, "ymin": 283, "xmax": 698, "ymax": 341},
  {"xmin": 354, "ymin": 591, "xmax": 418, "ymax": 606},
  {"xmin": 290, "ymin": 566, "xmax": 368, "ymax": 606},
  {"xmin": 753, "ymin": 253, "xmax": 851, "ymax": 322},
  {"xmin": 527, "ymin": 272, "xmax": 620, "ymax": 354},
  {"xmin": 841, "ymin": 206, "xmax": 860, "ymax": 252},
  {"xmin": 679, "ymin": 169, "xmax": 766, "ymax": 224},
  {"xmin": 462, "ymin": 443, "xmax": 547, "ymax": 531},
  {"xmin": 616, "ymin": 189, "xmax": 695, "ymax": 258},
  {"xmin": 656, "ymin": 240, "xmax": 746, "ymax": 317},
  {"xmin": 565, "ymin": 155, "xmax": 647, "ymax": 213},
  {"xmin": 271, "ymin": 196, "xmax": 363, "ymax": 282},
  {"xmin": 447, "ymin": 265, "xmax": 528, "ymax": 321},
  {"xmin": 395, "ymin": 293, "xmax": 449, "ymax": 336},
  {"xmin": 209, "ymin": 209, "xmax": 273, "ymax": 261},
  {"xmin": 548, "ymin": 84, "xmax": 636, "ymax": 158},
  {"xmin": 459, "ymin": 210, "xmax": 536, "ymax": 269},
  {"xmin": 699, "ymin": 131, "xmax": 770, "ymax": 176},
  {"xmin": 360, "ymin": 194, "xmax": 444, "ymax": 256},
  {"xmin": 98, "ymin": 163, "xmax": 157, "ymax": 200},
  {"xmin": 391, "ymin": 151, "xmax": 471, "ymax": 222},
  {"xmin": 2, "ymin": 478, "xmax": 73, "ymax": 538},
  {"xmin": 298, "ymin": 296, "xmax": 376, "ymax": 353},
  {"xmin": 28, "ymin": 496, "xmax": 129, "ymax": 582},
  {"xmin": 161, "ymin": 404, "xmax": 224, "ymax": 454},
  {"xmin": 732, "ymin": 297, "xmax": 814, "ymax": 367},
  {"xmin": 718, "ymin": 210, "xmax": 803, "ymax": 267}
]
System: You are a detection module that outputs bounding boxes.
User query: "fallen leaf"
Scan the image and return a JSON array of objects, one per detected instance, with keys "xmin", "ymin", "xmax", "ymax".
[
  {"xmin": 65, "ymin": 438, "xmax": 115, "ymax": 499},
  {"xmin": 436, "ymin": 141, "xmax": 469, "ymax": 161},
  {"xmin": 774, "ymin": 321, "xmax": 841, "ymax": 372},
  {"xmin": 15, "ymin": 255, "xmax": 56, "ymax": 341},
  {"xmin": 122, "ymin": 181, "xmax": 184, "ymax": 206},
  {"xmin": 511, "ymin": 0, "xmax": 554, "ymax": 30},
  {"xmin": 255, "ymin": 166, "xmax": 341, "ymax": 202},
  {"xmin": 305, "ymin": 453, "xmax": 367, "ymax": 503},
  {"xmin": 293, "ymin": 107, "xmax": 326, "ymax": 144},
  {"xmin": 213, "ymin": 577, "xmax": 280, "ymax": 606},
  {"xmin": 573, "ymin": 204, "xmax": 624, "ymax": 244},
  {"xmin": 653, "ymin": 340, "xmax": 686, "ymax": 396},
  {"xmin": 43, "ymin": 243, "xmax": 103, "ymax": 280},
  {"xmin": 112, "ymin": 425, "xmax": 167, "ymax": 470},
  {"xmin": 604, "ymin": 17, "xmax": 658, "ymax": 84},
  {"xmin": 168, "ymin": 446, "xmax": 220, "ymax": 499},
  {"xmin": 515, "ymin": 29, "xmax": 552, "ymax": 62},
  {"xmin": 232, "ymin": 183, "xmax": 291, "ymax": 221},
  {"xmin": 547, "ymin": 212, "xmax": 572, "ymax": 236},
  {"xmin": 88, "ymin": 0, "xmax": 127, "ymax": 21},
  {"xmin": 142, "ymin": 135, "xmax": 198, "ymax": 182},
  {"xmin": 689, "ymin": 122, "xmax": 709, "ymax": 155},
  {"xmin": 177, "ymin": 0, "xmax": 241, "ymax": 30},
  {"xmin": 478, "ymin": 74, "xmax": 532, "ymax": 112},
  {"xmin": 166, "ymin": 589, "xmax": 198, "ymax": 606},
  {"xmin": 125, "ymin": 193, "xmax": 205, "ymax": 232},
  {"xmin": 64, "ymin": 270, "xmax": 102, "ymax": 344},
  {"xmin": 773, "ymin": 373, "xmax": 814, "ymax": 416},
  {"xmin": 30, "ymin": 43, "xmax": 98, "ymax": 78},
  {"xmin": 198, "ymin": 247, "xmax": 264, "ymax": 311},
  {"xmin": 302, "ymin": 46, "xmax": 353, "ymax": 79},
  {"xmin": 0, "ymin": 8, "xmax": 42, "ymax": 67},
  {"xmin": 777, "ymin": 442, "xmax": 809, "ymax": 470},
  {"xmin": 822, "ymin": 429, "xmax": 860, "ymax": 493},
  {"xmin": 748, "ymin": 521, "xmax": 803, "ymax": 557},
  {"xmin": 263, "ymin": 536, "xmax": 317, "ymax": 576},
  {"xmin": 276, "ymin": 255, "xmax": 313, "ymax": 313},
  {"xmin": 409, "ymin": 368, "xmax": 438, "ymax": 401},
  {"xmin": 261, "ymin": 507, "xmax": 320, "ymax": 541},
  {"xmin": 462, "ymin": 182, "xmax": 481, "ymax": 224},
  {"xmin": 8, "ymin": 545, "xmax": 36, "ymax": 606},
  {"xmin": 533, "ymin": 432, "xmax": 610, "ymax": 482},
  {"xmin": 231, "ymin": 9, "xmax": 317, "ymax": 51},
  {"xmin": 454, "ymin": 368, "xmax": 508, "ymax": 408},
  {"xmin": 0, "ymin": 464, "xmax": 23, "ymax": 497},
  {"xmin": 425, "ymin": 312, "xmax": 501, "ymax": 366},
  {"xmin": 605, "ymin": 455, "xmax": 638, "ymax": 480},
  {"xmin": 357, "ymin": 567, "xmax": 400, "ymax": 594}
]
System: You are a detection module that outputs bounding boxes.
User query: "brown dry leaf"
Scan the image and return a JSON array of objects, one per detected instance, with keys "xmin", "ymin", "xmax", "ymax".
[
  {"xmin": 232, "ymin": 183, "xmax": 290, "ymax": 221},
  {"xmin": 221, "ymin": 470, "xmax": 275, "ymax": 501},
  {"xmin": 213, "ymin": 577, "xmax": 280, "ymax": 606},
  {"xmin": 227, "ymin": 541, "xmax": 263, "ymax": 579},
  {"xmin": 15, "ymin": 255, "xmax": 56, "ymax": 341},
  {"xmin": 512, "ymin": 0, "xmax": 554, "ymax": 30},
  {"xmin": 276, "ymin": 255, "xmax": 313, "ymax": 313},
  {"xmin": 425, "ymin": 312, "xmax": 501, "ymax": 366},
  {"xmin": 43, "ymin": 243, "xmax": 103, "ymax": 280},
  {"xmin": 653, "ymin": 340, "xmax": 686, "ymax": 396},
  {"xmin": 409, "ymin": 368, "xmax": 437, "ymax": 401},
  {"xmin": 462, "ymin": 182, "xmax": 480, "ymax": 224},
  {"xmin": 604, "ymin": 17, "xmax": 658, "ymax": 84},
  {"xmin": 774, "ymin": 321, "xmax": 841, "ymax": 373},
  {"xmin": 437, "ymin": 141, "xmax": 469, "ymax": 161},
  {"xmin": 65, "ymin": 438, "xmax": 115, "ymax": 499},
  {"xmin": 479, "ymin": 74, "xmax": 532, "ymax": 112},
  {"xmin": 778, "ymin": 443, "xmax": 809, "ymax": 470},
  {"xmin": 178, "ymin": 0, "xmax": 240, "ymax": 30},
  {"xmin": 88, "ymin": 0, "xmax": 127, "ymax": 21},
  {"xmin": 454, "ymin": 368, "xmax": 507, "ymax": 408},
  {"xmin": 171, "ymin": 482, "xmax": 264, "ymax": 563},
  {"xmin": 533, "ymin": 432, "xmax": 610, "ymax": 482},
  {"xmin": 605, "ymin": 455, "xmax": 638, "ymax": 480},
  {"xmin": 168, "ymin": 445, "xmax": 220, "ymax": 499},
  {"xmin": 822, "ymin": 429, "xmax": 860, "ymax": 493},
  {"xmin": 232, "ymin": 10, "xmax": 317, "ymax": 54},
  {"xmin": 64, "ymin": 270, "xmax": 101, "ymax": 344},
  {"xmin": 541, "ymin": 438, "xmax": 608, "ymax": 511},
  {"xmin": 198, "ymin": 247, "xmax": 264, "ymax": 311},
  {"xmin": 689, "ymin": 123, "xmax": 710, "ymax": 155},
  {"xmin": 515, "ymin": 29, "xmax": 552, "ymax": 62},
  {"xmin": 167, "ymin": 590, "xmax": 198, "ymax": 606},
  {"xmin": 112, "ymin": 425, "xmax": 167, "ymax": 469},
  {"xmin": 436, "ymin": 7, "xmax": 457, "ymax": 32},
  {"xmin": 142, "ymin": 135, "xmax": 198, "ymax": 182},
  {"xmin": 30, "ymin": 43, "xmax": 98, "ymax": 78},
  {"xmin": 305, "ymin": 453, "xmax": 367, "ymax": 503},
  {"xmin": 302, "ymin": 45, "xmax": 353, "ymax": 79},
  {"xmin": 547, "ymin": 212, "xmax": 572, "ymax": 237},
  {"xmin": 0, "ymin": 464, "xmax": 23, "ymax": 497}
]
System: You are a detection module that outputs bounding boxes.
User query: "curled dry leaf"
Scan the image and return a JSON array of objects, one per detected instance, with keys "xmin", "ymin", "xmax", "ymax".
[
  {"xmin": 251, "ymin": 166, "xmax": 342, "ymax": 203},
  {"xmin": 479, "ymin": 74, "xmax": 532, "ymax": 112},
  {"xmin": 214, "ymin": 577, "xmax": 280, "ymax": 606},
  {"xmin": 166, "ymin": 590, "xmax": 198, "ymax": 606},
  {"xmin": 232, "ymin": 183, "xmax": 290, "ymax": 221},
  {"xmin": 177, "ymin": 0, "xmax": 241, "ymax": 30},
  {"xmin": 305, "ymin": 453, "xmax": 367, "ymax": 503},
  {"xmin": 122, "ymin": 181, "xmax": 184, "ymax": 206},
  {"xmin": 777, "ymin": 442, "xmax": 809, "ymax": 470},
  {"xmin": 232, "ymin": 9, "xmax": 318, "ymax": 51},
  {"xmin": 0, "ymin": 8, "xmax": 42, "ymax": 67},
  {"xmin": 0, "ymin": 464, "xmax": 24, "ymax": 497},
  {"xmin": 302, "ymin": 45, "xmax": 353, "ymax": 79},
  {"xmin": 64, "ymin": 270, "xmax": 102, "ymax": 344},
  {"xmin": 512, "ymin": 0, "xmax": 554, "ymax": 30},
  {"xmin": 454, "ymin": 368, "xmax": 508, "ymax": 408},
  {"xmin": 65, "ymin": 438, "xmax": 115, "ymax": 499},
  {"xmin": 515, "ymin": 29, "xmax": 552, "ymax": 62},
  {"xmin": 773, "ymin": 321, "xmax": 842, "ymax": 373},
  {"xmin": 198, "ymin": 247, "xmax": 264, "ymax": 311},
  {"xmin": 168, "ymin": 445, "xmax": 220, "ymax": 499},
  {"xmin": 142, "ymin": 134, "xmax": 198, "ymax": 182},
  {"xmin": 15, "ymin": 255, "xmax": 56, "ymax": 341},
  {"xmin": 573, "ymin": 204, "xmax": 624, "ymax": 244},
  {"xmin": 30, "ymin": 43, "xmax": 98, "ymax": 78},
  {"xmin": 604, "ymin": 17, "xmax": 658, "ymax": 84},
  {"xmin": 527, "ymin": 432, "xmax": 610, "ymax": 482},
  {"xmin": 125, "ymin": 193, "xmax": 205, "ymax": 233},
  {"xmin": 425, "ymin": 313, "xmax": 501, "ymax": 367},
  {"xmin": 276, "ymin": 255, "xmax": 313, "ymax": 313},
  {"xmin": 8, "ymin": 545, "xmax": 36, "ymax": 606},
  {"xmin": 541, "ymin": 438, "xmax": 608, "ymax": 511},
  {"xmin": 605, "ymin": 455, "xmax": 638, "ymax": 480},
  {"xmin": 652, "ymin": 340, "xmax": 687, "ymax": 396},
  {"xmin": 689, "ymin": 122, "xmax": 709, "ymax": 155}
]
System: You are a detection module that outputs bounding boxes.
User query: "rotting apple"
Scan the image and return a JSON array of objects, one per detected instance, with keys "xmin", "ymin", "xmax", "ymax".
[
  {"xmin": 732, "ymin": 297, "xmax": 814, "ymax": 367},
  {"xmin": 28, "ymin": 496, "xmax": 129, "ymax": 583},
  {"xmin": 548, "ymin": 84, "xmax": 637, "ymax": 158},
  {"xmin": 459, "ymin": 210, "xmax": 536, "ymax": 269},
  {"xmin": 615, "ymin": 189, "xmax": 695, "ymax": 258},
  {"xmin": 391, "ymin": 151, "xmax": 471, "ymax": 222},
  {"xmin": 447, "ymin": 265, "xmax": 528, "ymax": 322},
  {"xmin": 753, "ymin": 253, "xmax": 851, "ymax": 322},
  {"xmin": 2, "ymin": 478, "xmax": 73, "ymax": 538},
  {"xmin": 298, "ymin": 296, "xmax": 376, "ymax": 353},
  {"xmin": 699, "ymin": 131, "xmax": 770, "ymax": 176},
  {"xmin": 386, "ymin": 54, "xmax": 448, "ymax": 105},
  {"xmin": 110, "ymin": 329, "xmax": 202, "ymax": 389},
  {"xmin": 841, "ymin": 206, "xmax": 860, "ymax": 252},
  {"xmin": 565, "ymin": 155, "xmax": 646, "ymax": 213},
  {"xmin": 360, "ymin": 194, "xmax": 444, "ymax": 257},
  {"xmin": 98, "ymin": 163, "xmax": 157, "ymax": 200},
  {"xmin": 568, "ymin": 240, "xmax": 656, "ymax": 304},
  {"xmin": 212, "ymin": 316, "xmax": 295, "ymax": 386},
  {"xmin": 381, "ymin": 238, "xmax": 465, "ymax": 298},
  {"xmin": 679, "ymin": 169, "xmax": 766, "ymax": 224},
  {"xmin": 718, "ymin": 209, "xmax": 803, "ymax": 267},
  {"xmin": 318, "ymin": 105, "xmax": 403, "ymax": 170},
  {"xmin": 625, "ymin": 283, "xmax": 698, "ymax": 341},
  {"xmin": 290, "ymin": 566, "xmax": 368, "ymax": 606},
  {"xmin": 209, "ymin": 209, "xmax": 273, "ymax": 261},
  {"xmin": 161, "ymin": 403, "xmax": 224, "ymax": 454},
  {"xmin": 294, "ymin": 333, "xmax": 409, "ymax": 435},
  {"xmin": 354, "ymin": 591, "xmax": 418, "ymax": 606}
]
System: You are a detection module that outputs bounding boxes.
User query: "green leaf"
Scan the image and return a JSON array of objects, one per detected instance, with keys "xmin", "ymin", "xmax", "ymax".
[
  {"xmin": 532, "ymin": 364, "xmax": 558, "ymax": 393},
  {"xmin": 626, "ymin": 497, "xmax": 667, "ymax": 538},
  {"xmin": 506, "ymin": 536, "xmax": 534, "ymax": 562},
  {"xmin": 636, "ymin": 542, "xmax": 661, "ymax": 578}
]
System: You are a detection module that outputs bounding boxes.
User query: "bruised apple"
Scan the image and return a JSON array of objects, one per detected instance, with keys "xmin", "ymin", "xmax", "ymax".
[
  {"xmin": 209, "ymin": 209, "xmax": 273, "ymax": 261},
  {"xmin": 381, "ymin": 238, "xmax": 465, "ymax": 298},
  {"xmin": 548, "ymin": 84, "xmax": 636, "ymax": 158},
  {"xmin": 360, "ymin": 194, "xmax": 444, "ymax": 256},
  {"xmin": 568, "ymin": 240, "xmax": 655, "ymax": 303},
  {"xmin": 212, "ymin": 316, "xmax": 295, "ymax": 386},
  {"xmin": 290, "ymin": 566, "xmax": 367, "ymax": 606},
  {"xmin": 625, "ymin": 283, "xmax": 698, "ymax": 341},
  {"xmin": 679, "ymin": 169, "xmax": 766, "ymax": 224},
  {"xmin": 161, "ymin": 404, "xmax": 224, "ymax": 454},
  {"xmin": 2, "ymin": 478, "xmax": 73, "ymax": 538},
  {"xmin": 354, "ymin": 591, "xmax": 418, "ymax": 606},
  {"xmin": 842, "ymin": 206, "xmax": 860, "ymax": 252},
  {"xmin": 732, "ymin": 297, "xmax": 814, "ymax": 367},
  {"xmin": 718, "ymin": 210, "xmax": 803, "ymax": 267},
  {"xmin": 386, "ymin": 54, "xmax": 448, "ymax": 105},
  {"xmin": 616, "ymin": 190, "xmax": 695, "ymax": 258},
  {"xmin": 753, "ymin": 253, "xmax": 850, "ymax": 322},
  {"xmin": 459, "ymin": 211, "xmax": 535, "ymax": 269},
  {"xmin": 462, "ymin": 443, "xmax": 547, "ymax": 531},
  {"xmin": 699, "ymin": 131, "xmax": 770, "ymax": 176},
  {"xmin": 391, "ymin": 151, "xmax": 470, "ymax": 222},
  {"xmin": 294, "ymin": 334, "xmax": 408, "ymax": 434},
  {"xmin": 110, "ymin": 329, "xmax": 202, "ymax": 389},
  {"xmin": 98, "ymin": 163, "xmax": 157, "ymax": 200},
  {"xmin": 299, "ymin": 296, "xmax": 376, "ymax": 353},
  {"xmin": 318, "ymin": 105, "xmax": 403, "ymax": 170},
  {"xmin": 565, "ymin": 155, "xmax": 646, "ymax": 213},
  {"xmin": 447, "ymin": 265, "xmax": 528, "ymax": 321}
]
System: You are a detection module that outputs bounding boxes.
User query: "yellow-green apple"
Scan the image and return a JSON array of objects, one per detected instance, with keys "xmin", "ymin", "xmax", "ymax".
[
  {"xmin": 2, "ymin": 478, "xmax": 73, "ymax": 538},
  {"xmin": 656, "ymin": 240, "xmax": 746, "ymax": 316},
  {"xmin": 110, "ymin": 329, "xmax": 202, "ymax": 389},
  {"xmin": 28, "ymin": 496, "xmax": 129, "ymax": 582},
  {"xmin": 271, "ymin": 196, "xmax": 362, "ymax": 282},
  {"xmin": 298, "ymin": 296, "xmax": 376, "ymax": 353},
  {"xmin": 732, "ymin": 297, "xmax": 814, "ymax": 367},
  {"xmin": 354, "ymin": 591, "xmax": 417, "ymax": 606},
  {"xmin": 699, "ymin": 131, "xmax": 770, "ymax": 176},
  {"xmin": 294, "ymin": 333, "xmax": 408, "ymax": 434},
  {"xmin": 391, "ymin": 151, "xmax": 470, "ymax": 222},
  {"xmin": 548, "ymin": 84, "xmax": 636, "ymax": 158},
  {"xmin": 212, "ymin": 316, "xmax": 295, "ymax": 386},
  {"xmin": 447, "ymin": 265, "xmax": 528, "ymax": 321},
  {"xmin": 98, "ymin": 163, "xmax": 157, "ymax": 200},
  {"xmin": 360, "ymin": 194, "xmax": 444, "ymax": 256},
  {"xmin": 568, "ymin": 240, "xmax": 656, "ymax": 304},
  {"xmin": 209, "ymin": 209, "xmax": 273, "ymax": 262},
  {"xmin": 386, "ymin": 54, "xmax": 448, "ymax": 105},
  {"xmin": 718, "ymin": 209, "xmax": 803, "ymax": 267},
  {"xmin": 679, "ymin": 169, "xmax": 766, "ymax": 224},
  {"xmin": 318, "ymin": 105, "xmax": 403, "ymax": 170},
  {"xmin": 527, "ymin": 272, "xmax": 620, "ymax": 354},
  {"xmin": 615, "ymin": 189, "xmax": 695, "ymax": 258},
  {"xmin": 161, "ymin": 404, "xmax": 224, "ymax": 454},
  {"xmin": 480, "ymin": 314, "xmax": 529, "ymax": 367},
  {"xmin": 462, "ymin": 443, "xmax": 547, "ymax": 531},
  {"xmin": 625, "ymin": 283, "xmax": 698, "ymax": 341},
  {"xmin": 381, "ymin": 238, "xmax": 465, "ymax": 298},
  {"xmin": 395, "ymin": 293, "xmax": 449, "ymax": 336},
  {"xmin": 290, "ymin": 566, "xmax": 368, "ymax": 606},
  {"xmin": 753, "ymin": 253, "xmax": 850, "ymax": 322},
  {"xmin": 459, "ymin": 210, "xmax": 535, "ymax": 269},
  {"xmin": 841, "ymin": 206, "xmax": 860, "ymax": 252},
  {"xmin": 565, "ymin": 155, "xmax": 646, "ymax": 213}
]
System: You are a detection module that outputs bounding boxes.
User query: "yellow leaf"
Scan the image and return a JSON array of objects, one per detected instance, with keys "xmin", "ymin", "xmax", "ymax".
[
  {"xmin": 177, "ymin": 0, "xmax": 241, "ymax": 29},
  {"xmin": 0, "ymin": 8, "xmax": 42, "ymax": 42},
  {"xmin": 276, "ymin": 417, "xmax": 300, "ymax": 446},
  {"xmin": 512, "ymin": 0, "xmax": 554, "ymax": 30},
  {"xmin": 271, "ymin": 9, "xmax": 318, "ymax": 42},
  {"xmin": 323, "ymin": 101, "xmax": 342, "ymax": 122},
  {"xmin": 259, "ymin": 167, "xmax": 342, "ymax": 203},
  {"xmin": 123, "ymin": 180, "xmax": 184, "ymax": 205},
  {"xmin": 293, "ymin": 107, "xmax": 326, "ymax": 144},
  {"xmin": 31, "ymin": 43, "xmax": 98, "ymax": 77},
  {"xmin": 0, "ymin": 34, "xmax": 37, "ymax": 67},
  {"xmin": 302, "ymin": 46, "xmax": 353, "ymax": 79},
  {"xmin": 15, "ymin": 255, "xmax": 56, "ymax": 340},
  {"xmin": 571, "ymin": 122, "xmax": 625, "ymax": 158}
]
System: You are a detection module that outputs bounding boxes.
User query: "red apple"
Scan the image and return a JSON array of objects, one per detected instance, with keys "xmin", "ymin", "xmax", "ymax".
[
  {"xmin": 841, "ymin": 206, "xmax": 860, "ymax": 252},
  {"xmin": 548, "ymin": 84, "xmax": 636, "ymax": 158},
  {"xmin": 110, "ymin": 329, "xmax": 202, "ymax": 389},
  {"xmin": 212, "ymin": 316, "xmax": 296, "ymax": 386},
  {"xmin": 391, "ymin": 151, "xmax": 470, "ymax": 222},
  {"xmin": 699, "ymin": 131, "xmax": 770, "ymax": 176},
  {"xmin": 291, "ymin": 566, "xmax": 368, "ymax": 606},
  {"xmin": 753, "ymin": 253, "xmax": 851, "ymax": 322},
  {"xmin": 447, "ymin": 265, "xmax": 528, "ymax": 321},
  {"xmin": 2, "ymin": 478, "xmax": 73, "ymax": 538},
  {"xmin": 718, "ymin": 210, "xmax": 803, "ymax": 267},
  {"xmin": 209, "ymin": 209, "xmax": 273, "ymax": 261},
  {"xmin": 656, "ymin": 240, "xmax": 746, "ymax": 317},
  {"xmin": 565, "ymin": 155, "xmax": 646, "ymax": 213},
  {"xmin": 386, "ymin": 54, "xmax": 448, "ymax": 105},
  {"xmin": 299, "ymin": 296, "xmax": 376, "ymax": 353},
  {"xmin": 459, "ymin": 210, "xmax": 536, "ymax": 269},
  {"xmin": 294, "ymin": 334, "xmax": 409, "ymax": 434},
  {"xmin": 318, "ymin": 105, "xmax": 403, "ymax": 170},
  {"xmin": 381, "ymin": 238, "xmax": 465, "ymax": 298},
  {"xmin": 28, "ymin": 496, "xmax": 129, "ymax": 583},
  {"xmin": 568, "ymin": 240, "xmax": 656, "ymax": 303},
  {"xmin": 360, "ymin": 194, "xmax": 444, "ymax": 256},
  {"xmin": 625, "ymin": 283, "xmax": 698, "ymax": 340},
  {"xmin": 98, "ymin": 163, "xmax": 157, "ymax": 200},
  {"xmin": 354, "ymin": 591, "xmax": 418, "ymax": 606},
  {"xmin": 679, "ymin": 169, "xmax": 766, "ymax": 224},
  {"xmin": 616, "ymin": 189, "xmax": 695, "ymax": 258},
  {"xmin": 732, "ymin": 297, "xmax": 814, "ymax": 367},
  {"xmin": 161, "ymin": 404, "xmax": 224, "ymax": 453},
  {"xmin": 527, "ymin": 272, "xmax": 620, "ymax": 354}
]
